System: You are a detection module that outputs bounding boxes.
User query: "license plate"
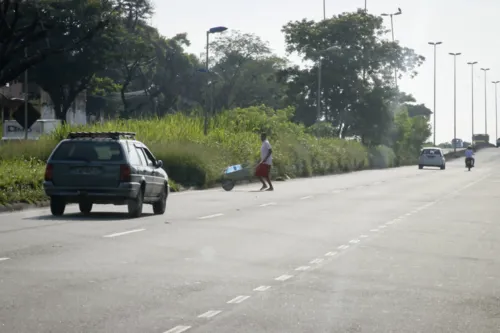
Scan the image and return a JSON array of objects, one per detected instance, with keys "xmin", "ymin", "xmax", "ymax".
[
  {"xmin": 73, "ymin": 167, "xmax": 100, "ymax": 175},
  {"xmin": 427, "ymin": 155, "xmax": 435, "ymax": 158}
]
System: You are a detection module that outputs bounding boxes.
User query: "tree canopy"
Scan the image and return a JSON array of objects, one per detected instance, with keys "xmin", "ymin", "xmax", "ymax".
[{"xmin": 0, "ymin": 5, "xmax": 432, "ymax": 151}]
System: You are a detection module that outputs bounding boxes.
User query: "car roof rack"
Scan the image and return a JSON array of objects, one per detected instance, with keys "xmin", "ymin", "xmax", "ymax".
[{"xmin": 67, "ymin": 132, "xmax": 136, "ymax": 140}]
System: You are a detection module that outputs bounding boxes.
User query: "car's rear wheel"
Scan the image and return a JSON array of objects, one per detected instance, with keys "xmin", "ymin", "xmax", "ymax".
[
  {"xmin": 152, "ymin": 185, "xmax": 168, "ymax": 215},
  {"xmin": 50, "ymin": 196, "xmax": 66, "ymax": 216},
  {"xmin": 440, "ymin": 164, "xmax": 446, "ymax": 170},
  {"xmin": 128, "ymin": 186, "xmax": 144, "ymax": 218},
  {"xmin": 418, "ymin": 165, "xmax": 423, "ymax": 169},
  {"xmin": 79, "ymin": 201, "xmax": 93, "ymax": 215}
]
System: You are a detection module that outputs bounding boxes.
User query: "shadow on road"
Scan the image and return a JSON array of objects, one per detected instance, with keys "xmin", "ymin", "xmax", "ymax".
[{"xmin": 24, "ymin": 212, "xmax": 154, "ymax": 222}]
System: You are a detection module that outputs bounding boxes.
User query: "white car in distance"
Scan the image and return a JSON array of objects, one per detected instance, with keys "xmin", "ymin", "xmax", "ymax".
[{"xmin": 418, "ymin": 147, "xmax": 446, "ymax": 170}]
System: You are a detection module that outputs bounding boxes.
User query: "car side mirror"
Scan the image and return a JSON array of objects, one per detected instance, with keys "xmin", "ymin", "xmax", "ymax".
[{"xmin": 156, "ymin": 160, "xmax": 163, "ymax": 168}]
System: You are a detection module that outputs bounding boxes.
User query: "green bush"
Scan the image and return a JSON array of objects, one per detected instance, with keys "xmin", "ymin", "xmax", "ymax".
[{"xmin": 0, "ymin": 105, "xmax": 414, "ymax": 206}]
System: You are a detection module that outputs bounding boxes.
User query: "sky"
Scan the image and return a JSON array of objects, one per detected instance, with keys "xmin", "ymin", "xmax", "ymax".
[{"xmin": 153, "ymin": 0, "xmax": 500, "ymax": 144}]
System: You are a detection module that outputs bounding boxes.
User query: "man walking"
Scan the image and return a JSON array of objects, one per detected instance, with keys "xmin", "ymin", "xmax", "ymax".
[{"xmin": 256, "ymin": 133, "xmax": 274, "ymax": 191}]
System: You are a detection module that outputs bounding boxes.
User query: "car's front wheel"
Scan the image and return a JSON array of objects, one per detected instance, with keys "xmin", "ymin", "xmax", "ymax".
[
  {"xmin": 50, "ymin": 196, "xmax": 66, "ymax": 216},
  {"xmin": 152, "ymin": 185, "xmax": 168, "ymax": 215},
  {"xmin": 79, "ymin": 201, "xmax": 93, "ymax": 215}
]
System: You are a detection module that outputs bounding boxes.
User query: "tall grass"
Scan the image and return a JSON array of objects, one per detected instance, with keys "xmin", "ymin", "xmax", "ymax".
[{"xmin": 0, "ymin": 105, "xmax": 390, "ymax": 205}]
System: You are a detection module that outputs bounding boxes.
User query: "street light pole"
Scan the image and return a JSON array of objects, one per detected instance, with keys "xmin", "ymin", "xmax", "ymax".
[
  {"xmin": 467, "ymin": 61, "xmax": 478, "ymax": 143},
  {"xmin": 24, "ymin": 47, "xmax": 28, "ymax": 140},
  {"xmin": 480, "ymin": 68, "xmax": 490, "ymax": 135},
  {"xmin": 429, "ymin": 41, "xmax": 442, "ymax": 145},
  {"xmin": 449, "ymin": 52, "xmax": 461, "ymax": 153},
  {"xmin": 493, "ymin": 81, "xmax": 500, "ymax": 142},
  {"xmin": 316, "ymin": 46, "xmax": 339, "ymax": 123},
  {"xmin": 204, "ymin": 26, "xmax": 228, "ymax": 135},
  {"xmin": 381, "ymin": 8, "xmax": 402, "ymax": 89},
  {"xmin": 317, "ymin": 57, "xmax": 322, "ymax": 121},
  {"xmin": 323, "ymin": 0, "xmax": 325, "ymax": 19}
]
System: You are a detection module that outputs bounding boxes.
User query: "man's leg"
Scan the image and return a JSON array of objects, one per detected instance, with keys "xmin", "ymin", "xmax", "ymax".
[
  {"xmin": 264, "ymin": 165, "xmax": 274, "ymax": 191},
  {"xmin": 259, "ymin": 177, "xmax": 267, "ymax": 190}
]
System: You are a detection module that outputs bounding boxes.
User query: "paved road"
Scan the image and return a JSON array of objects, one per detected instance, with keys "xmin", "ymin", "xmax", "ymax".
[{"xmin": 1, "ymin": 149, "xmax": 500, "ymax": 333}]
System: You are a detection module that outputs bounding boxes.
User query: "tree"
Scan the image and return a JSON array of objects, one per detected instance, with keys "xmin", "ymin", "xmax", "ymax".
[
  {"xmin": 280, "ymin": 9, "xmax": 425, "ymax": 140},
  {"xmin": 30, "ymin": 13, "xmax": 121, "ymax": 121},
  {"xmin": 0, "ymin": 0, "xmax": 114, "ymax": 87},
  {"xmin": 207, "ymin": 31, "xmax": 288, "ymax": 111}
]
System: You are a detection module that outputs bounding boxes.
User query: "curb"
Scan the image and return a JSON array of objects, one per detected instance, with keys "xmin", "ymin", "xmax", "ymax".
[{"xmin": 0, "ymin": 200, "xmax": 50, "ymax": 213}]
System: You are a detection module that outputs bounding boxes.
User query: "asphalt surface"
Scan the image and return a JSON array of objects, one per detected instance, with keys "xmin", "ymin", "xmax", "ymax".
[{"xmin": 1, "ymin": 149, "xmax": 500, "ymax": 333}]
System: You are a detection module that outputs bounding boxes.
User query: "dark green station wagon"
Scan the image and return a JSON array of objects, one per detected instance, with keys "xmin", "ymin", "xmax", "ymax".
[{"xmin": 43, "ymin": 132, "xmax": 169, "ymax": 218}]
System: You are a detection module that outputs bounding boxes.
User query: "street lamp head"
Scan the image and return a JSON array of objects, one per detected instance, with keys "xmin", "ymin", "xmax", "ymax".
[
  {"xmin": 208, "ymin": 26, "xmax": 228, "ymax": 34},
  {"xmin": 449, "ymin": 52, "xmax": 461, "ymax": 56},
  {"xmin": 381, "ymin": 13, "xmax": 389, "ymax": 16},
  {"xmin": 493, "ymin": 81, "xmax": 500, "ymax": 84},
  {"xmin": 481, "ymin": 68, "xmax": 490, "ymax": 71},
  {"xmin": 467, "ymin": 61, "xmax": 478, "ymax": 65},
  {"xmin": 429, "ymin": 41, "xmax": 443, "ymax": 45}
]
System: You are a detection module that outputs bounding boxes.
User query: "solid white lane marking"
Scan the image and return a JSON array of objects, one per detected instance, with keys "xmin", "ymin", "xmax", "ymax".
[
  {"xmin": 325, "ymin": 251, "xmax": 338, "ymax": 257},
  {"xmin": 164, "ymin": 326, "xmax": 191, "ymax": 333},
  {"xmin": 275, "ymin": 274, "xmax": 293, "ymax": 281},
  {"xmin": 300, "ymin": 195, "xmax": 313, "ymax": 200},
  {"xmin": 198, "ymin": 310, "xmax": 222, "ymax": 319},
  {"xmin": 254, "ymin": 285, "xmax": 271, "ymax": 291},
  {"xmin": 370, "ymin": 228, "xmax": 379, "ymax": 232},
  {"xmin": 198, "ymin": 213, "xmax": 224, "ymax": 220},
  {"xmin": 295, "ymin": 266, "xmax": 311, "ymax": 271},
  {"xmin": 338, "ymin": 245, "xmax": 350, "ymax": 250},
  {"xmin": 310, "ymin": 258, "xmax": 324, "ymax": 264},
  {"xmin": 103, "ymin": 228, "xmax": 145, "ymax": 238},
  {"xmin": 349, "ymin": 239, "xmax": 360, "ymax": 244},
  {"xmin": 227, "ymin": 295, "xmax": 250, "ymax": 304},
  {"xmin": 360, "ymin": 235, "xmax": 368, "ymax": 238},
  {"xmin": 259, "ymin": 202, "xmax": 276, "ymax": 207},
  {"xmin": 0, "ymin": 258, "xmax": 10, "ymax": 262}
]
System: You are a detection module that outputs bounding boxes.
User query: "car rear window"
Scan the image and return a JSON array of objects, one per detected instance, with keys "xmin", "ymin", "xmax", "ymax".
[
  {"xmin": 51, "ymin": 141, "xmax": 124, "ymax": 162},
  {"xmin": 421, "ymin": 149, "xmax": 442, "ymax": 156}
]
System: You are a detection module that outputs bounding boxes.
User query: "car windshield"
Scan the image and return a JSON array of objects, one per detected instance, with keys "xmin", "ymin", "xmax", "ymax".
[
  {"xmin": 422, "ymin": 149, "xmax": 442, "ymax": 156},
  {"xmin": 51, "ymin": 141, "xmax": 124, "ymax": 162}
]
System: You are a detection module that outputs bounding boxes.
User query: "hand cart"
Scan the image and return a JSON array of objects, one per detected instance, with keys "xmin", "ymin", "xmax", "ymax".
[{"xmin": 221, "ymin": 163, "xmax": 255, "ymax": 191}]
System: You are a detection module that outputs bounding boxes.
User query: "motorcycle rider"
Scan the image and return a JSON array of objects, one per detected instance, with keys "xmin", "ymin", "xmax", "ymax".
[{"xmin": 465, "ymin": 145, "xmax": 475, "ymax": 167}]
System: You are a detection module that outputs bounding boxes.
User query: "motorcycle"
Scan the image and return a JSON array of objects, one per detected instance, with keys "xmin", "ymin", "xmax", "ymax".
[{"xmin": 465, "ymin": 158, "xmax": 474, "ymax": 171}]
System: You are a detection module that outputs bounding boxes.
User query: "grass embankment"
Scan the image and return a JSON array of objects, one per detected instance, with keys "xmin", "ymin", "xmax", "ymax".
[{"xmin": 0, "ymin": 106, "xmax": 399, "ymax": 206}]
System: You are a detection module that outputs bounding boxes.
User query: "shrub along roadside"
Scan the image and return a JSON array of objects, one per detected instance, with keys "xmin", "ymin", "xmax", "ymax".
[{"xmin": 0, "ymin": 105, "xmax": 428, "ymax": 206}]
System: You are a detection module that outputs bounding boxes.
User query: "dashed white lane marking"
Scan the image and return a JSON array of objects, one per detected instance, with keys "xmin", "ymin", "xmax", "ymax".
[
  {"xmin": 0, "ymin": 258, "xmax": 10, "ymax": 262},
  {"xmin": 372, "ymin": 181, "xmax": 383, "ymax": 185},
  {"xmin": 275, "ymin": 274, "xmax": 293, "ymax": 281},
  {"xmin": 300, "ymin": 195, "xmax": 313, "ymax": 200},
  {"xmin": 331, "ymin": 190, "xmax": 343, "ymax": 194},
  {"xmin": 164, "ymin": 326, "xmax": 191, "ymax": 333},
  {"xmin": 198, "ymin": 213, "xmax": 224, "ymax": 220},
  {"xmin": 370, "ymin": 228, "xmax": 379, "ymax": 232},
  {"xmin": 295, "ymin": 266, "xmax": 311, "ymax": 271},
  {"xmin": 349, "ymin": 239, "xmax": 360, "ymax": 244},
  {"xmin": 325, "ymin": 251, "xmax": 338, "ymax": 257},
  {"xmin": 379, "ymin": 225, "xmax": 387, "ymax": 229},
  {"xmin": 254, "ymin": 285, "xmax": 271, "ymax": 291},
  {"xmin": 360, "ymin": 235, "xmax": 369, "ymax": 238},
  {"xmin": 338, "ymin": 245, "xmax": 350, "ymax": 250},
  {"xmin": 310, "ymin": 258, "xmax": 324, "ymax": 264},
  {"xmin": 386, "ymin": 220, "xmax": 395, "ymax": 225},
  {"xmin": 227, "ymin": 295, "xmax": 250, "ymax": 304},
  {"xmin": 259, "ymin": 202, "xmax": 277, "ymax": 207},
  {"xmin": 198, "ymin": 310, "xmax": 222, "ymax": 319},
  {"xmin": 103, "ymin": 228, "xmax": 145, "ymax": 238},
  {"xmin": 405, "ymin": 213, "xmax": 412, "ymax": 216}
]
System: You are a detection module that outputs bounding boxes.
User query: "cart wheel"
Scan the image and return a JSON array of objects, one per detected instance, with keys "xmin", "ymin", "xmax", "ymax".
[{"xmin": 222, "ymin": 180, "xmax": 235, "ymax": 191}]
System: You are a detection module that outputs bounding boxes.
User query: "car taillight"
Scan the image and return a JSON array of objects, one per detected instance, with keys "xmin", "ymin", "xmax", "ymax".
[
  {"xmin": 44, "ymin": 163, "xmax": 53, "ymax": 181},
  {"xmin": 120, "ymin": 164, "xmax": 131, "ymax": 182}
]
